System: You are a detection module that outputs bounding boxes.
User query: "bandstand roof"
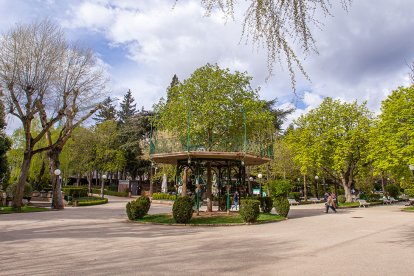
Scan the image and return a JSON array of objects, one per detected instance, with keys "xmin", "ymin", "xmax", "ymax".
[{"xmin": 150, "ymin": 151, "xmax": 271, "ymax": 166}]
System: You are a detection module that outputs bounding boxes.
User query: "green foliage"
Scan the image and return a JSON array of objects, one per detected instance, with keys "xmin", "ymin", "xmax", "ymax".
[
  {"xmin": 365, "ymin": 193, "xmax": 382, "ymax": 202},
  {"xmin": 118, "ymin": 90, "xmax": 137, "ymax": 124},
  {"xmin": 77, "ymin": 197, "xmax": 108, "ymax": 206},
  {"xmin": 6, "ymin": 182, "xmax": 33, "ymax": 198},
  {"xmin": 268, "ymin": 179, "xmax": 292, "ymax": 197},
  {"xmin": 172, "ymin": 196, "xmax": 194, "ymax": 223},
  {"xmin": 152, "ymin": 193, "xmax": 176, "ymax": 201},
  {"xmin": 385, "ymin": 185, "xmax": 400, "ymax": 198},
  {"xmin": 62, "ymin": 187, "xmax": 88, "ymax": 198},
  {"xmin": 367, "ymin": 86, "xmax": 414, "ymax": 178},
  {"xmin": 338, "ymin": 195, "xmax": 346, "ymax": 204},
  {"xmin": 91, "ymin": 188, "xmax": 129, "ymax": 197},
  {"xmin": 289, "ymin": 192, "xmax": 302, "ymax": 201},
  {"xmin": 274, "ymin": 196, "xmax": 290, "ymax": 217},
  {"xmin": 126, "ymin": 195, "xmax": 151, "ymax": 220},
  {"xmin": 239, "ymin": 199, "xmax": 260, "ymax": 223},
  {"xmin": 155, "ymin": 64, "xmax": 274, "ymax": 151},
  {"xmin": 405, "ymin": 189, "xmax": 414, "ymax": 197},
  {"xmin": 286, "ymin": 97, "xmax": 373, "ymax": 201},
  {"xmin": 259, "ymin": 197, "xmax": 273, "ymax": 213},
  {"xmin": 93, "ymin": 96, "xmax": 117, "ymax": 123}
]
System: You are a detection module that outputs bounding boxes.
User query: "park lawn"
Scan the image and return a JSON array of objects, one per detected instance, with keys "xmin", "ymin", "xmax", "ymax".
[
  {"xmin": 75, "ymin": 196, "xmax": 108, "ymax": 206},
  {"xmin": 0, "ymin": 206, "xmax": 49, "ymax": 214},
  {"xmin": 135, "ymin": 212, "xmax": 285, "ymax": 225},
  {"xmin": 402, "ymin": 206, "xmax": 414, "ymax": 212}
]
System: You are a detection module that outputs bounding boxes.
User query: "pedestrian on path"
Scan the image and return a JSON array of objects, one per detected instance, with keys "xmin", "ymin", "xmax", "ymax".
[
  {"xmin": 325, "ymin": 193, "xmax": 337, "ymax": 213},
  {"xmin": 231, "ymin": 190, "xmax": 239, "ymax": 210}
]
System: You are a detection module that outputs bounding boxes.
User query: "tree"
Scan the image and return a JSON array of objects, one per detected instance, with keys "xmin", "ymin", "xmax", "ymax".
[
  {"xmin": 367, "ymin": 86, "xmax": 414, "ymax": 183},
  {"xmin": 118, "ymin": 90, "xmax": 137, "ymax": 124},
  {"xmin": 201, "ymin": 0, "xmax": 351, "ymax": 89},
  {"xmin": 0, "ymin": 90, "xmax": 11, "ymax": 186},
  {"xmin": 166, "ymin": 74, "xmax": 179, "ymax": 102},
  {"xmin": 93, "ymin": 97, "xmax": 117, "ymax": 123},
  {"xmin": 0, "ymin": 20, "xmax": 106, "ymax": 209},
  {"xmin": 287, "ymin": 98, "xmax": 372, "ymax": 202},
  {"xmin": 263, "ymin": 99, "xmax": 294, "ymax": 132},
  {"xmin": 156, "ymin": 63, "xmax": 273, "ymax": 211}
]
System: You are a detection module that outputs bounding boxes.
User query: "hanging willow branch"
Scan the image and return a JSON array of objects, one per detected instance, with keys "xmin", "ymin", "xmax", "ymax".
[{"xmin": 200, "ymin": 0, "xmax": 352, "ymax": 91}]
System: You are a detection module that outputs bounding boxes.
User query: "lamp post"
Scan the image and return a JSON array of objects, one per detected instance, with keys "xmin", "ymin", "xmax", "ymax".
[
  {"xmin": 101, "ymin": 174, "xmax": 107, "ymax": 199},
  {"xmin": 258, "ymin": 173, "xmax": 263, "ymax": 197},
  {"xmin": 53, "ymin": 169, "xmax": 61, "ymax": 208},
  {"xmin": 315, "ymin": 175, "xmax": 319, "ymax": 199}
]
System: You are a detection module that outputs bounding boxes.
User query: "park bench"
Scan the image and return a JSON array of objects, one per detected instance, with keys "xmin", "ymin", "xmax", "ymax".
[
  {"xmin": 358, "ymin": 199, "xmax": 371, "ymax": 208},
  {"xmin": 288, "ymin": 199, "xmax": 299, "ymax": 205},
  {"xmin": 389, "ymin": 197, "xmax": 398, "ymax": 204},
  {"xmin": 381, "ymin": 197, "xmax": 392, "ymax": 205},
  {"xmin": 309, "ymin": 198, "xmax": 321, "ymax": 204}
]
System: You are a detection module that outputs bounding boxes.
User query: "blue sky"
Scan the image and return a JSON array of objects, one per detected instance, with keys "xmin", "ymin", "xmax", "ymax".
[{"xmin": 1, "ymin": 0, "xmax": 414, "ymax": 132}]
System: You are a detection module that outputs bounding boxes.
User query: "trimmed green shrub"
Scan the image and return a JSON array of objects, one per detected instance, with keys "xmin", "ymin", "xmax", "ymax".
[
  {"xmin": 274, "ymin": 197, "xmax": 290, "ymax": 218},
  {"xmin": 385, "ymin": 185, "xmax": 399, "ymax": 198},
  {"xmin": 338, "ymin": 195, "xmax": 346, "ymax": 204},
  {"xmin": 62, "ymin": 187, "xmax": 88, "ymax": 198},
  {"xmin": 77, "ymin": 198, "xmax": 108, "ymax": 206},
  {"xmin": 260, "ymin": 197, "xmax": 273, "ymax": 213},
  {"xmin": 405, "ymin": 189, "xmax": 414, "ymax": 197},
  {"xmin": 289, "ymin": 192, "xmax": 301, "ymax": 202},
  {"xmin": 6, "ymin": 182, "xmax": 33, "ymax": 199},
  {"xmin": 126, "ymin": 202, "xmax": 134, "ymax": 220},
  {"xmin": 239, "ymin": 199, "xmax": 260, "ymax": 223},
  {"xmin": 152, "ymin": 193, "xmax": 176, "ymax": 201},
  {"xmin": 126, "ymin": 195, "xmax": 151, "ymax": 220},
  {"xmin": 172, "ymin": 196, "xmax": 194, "ymax": 223}
]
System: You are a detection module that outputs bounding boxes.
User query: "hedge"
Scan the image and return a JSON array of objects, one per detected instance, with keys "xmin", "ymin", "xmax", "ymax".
[
  {"xmin": 152, "ymin": 193, "xmax": 176, "ymax": 201},
  {"xmin": 405, "ymin": 189, "xmax": 414, "ymax": 197},
  {"xmin": 274, "ymin": 197, "xmax": 290, "ymax": 218},
  {"xmin": 126, "ymin": 196, "xmax": 151, "ymax": 220},
  {"xmin": 260, "ymin": 197, "xmax": 273, "ymax": 213},
  {"xmin": 77, "ymin": 198, "xmax": 108, "ymax": 206},
  {"xmin": 91, "ymin": 188, "xmax": 129, "ymax": 197},
  {"xmin": 62, "ymin": 187, "xmax": 88, "ymax": 198}
]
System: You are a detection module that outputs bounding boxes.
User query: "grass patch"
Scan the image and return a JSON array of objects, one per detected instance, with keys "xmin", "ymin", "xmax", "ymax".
[
  {"xmin": 135, "ymin": 212, "xmax": 285, "ymax": 225},
  {"xmin": 0, "ymin": 206, "xmax": 49, "ymax": 214},
  {"xmin": 402, "ymin": 206, "xmax": 414, "ymax": 212}
]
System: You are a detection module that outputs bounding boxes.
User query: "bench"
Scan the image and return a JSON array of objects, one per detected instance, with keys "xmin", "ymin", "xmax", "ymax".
[
  {"xmin": 288, "ymin": 199, "xmax": 299, "ymax": 205},
  {"xmin": 358, "ymin": 199, "xmax": 371, "ymax": 208},
  {"xmin": 382, "ymin": 197, "xmax": 392, "ymax": 205}
]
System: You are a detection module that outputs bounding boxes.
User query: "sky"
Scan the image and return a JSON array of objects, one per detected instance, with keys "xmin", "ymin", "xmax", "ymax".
[{"xmin": 1, "ymin": 0, "xmax": 414, "ymax": 133}]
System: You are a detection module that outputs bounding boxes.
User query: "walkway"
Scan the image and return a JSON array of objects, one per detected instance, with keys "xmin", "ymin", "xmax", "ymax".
[{"xmin": 1, "ymin": 197, "xmax": 413, "ymax": 275}]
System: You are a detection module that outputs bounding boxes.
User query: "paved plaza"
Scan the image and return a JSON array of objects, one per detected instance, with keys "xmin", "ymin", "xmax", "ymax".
[{"xmin": 1, "ymin": 196, "xmax": 414, "ymax": 276}]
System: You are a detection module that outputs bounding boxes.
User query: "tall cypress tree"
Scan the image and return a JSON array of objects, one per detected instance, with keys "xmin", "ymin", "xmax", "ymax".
[
  {"xmin": 118, "ymin": 90, "xmax": 137, "ymax": 124},
  {"xmin": 166, "ymin": 74, "xmax": 179, "ymax": 102},
  {"xmin": 93, "ymin": 97, "xmax": 117, "ymax": 123}
]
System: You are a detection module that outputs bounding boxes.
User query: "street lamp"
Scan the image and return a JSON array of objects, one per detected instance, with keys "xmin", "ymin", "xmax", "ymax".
[
  {"xmin": 258, "ymin": 173, "xmax": 263, "ymax": 197},
  {"xmin": 101, "ymin": 174, "xmax": 107, "ymax": 199},
  {"xmin": 315, "ymin": 175, "xmax": 319, "ymax": 199},
  {"xmin": 53, "ymin": 169, "xmax": 61, "ymax": 208}
]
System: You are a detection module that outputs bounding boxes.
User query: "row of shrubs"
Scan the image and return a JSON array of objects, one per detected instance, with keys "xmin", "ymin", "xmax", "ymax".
[
  {"xmin": 125, "ymin": 195, "xmax": 290, "ymax": 224},
  {"xmin": 91, "ymin": 188, "xmax": 129, "ymax": 197},
  {"xmin": 152, "ymin": 193, "xmax": 176, "ymax": 201},
  {"xmin": 62, "ymin": 187, "xmax": 88, "ymax": 198},
  {"xmin": 77, "ymin": 198, "xmax": 108, "ymax": 206}
]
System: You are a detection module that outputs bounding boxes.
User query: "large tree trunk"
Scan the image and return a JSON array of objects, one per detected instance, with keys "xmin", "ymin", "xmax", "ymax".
[
  {"xmin": 13, "ymin": 151, "xmax": 33, "ymax": 210},
  {"xmin": 48, "ymin": 148, "xmax": 64, "ymax": 210},
  {"xmin": 206, "ymin": 162, "xmax": 212, "ymax": 212},
  {"xmin": 181, "ymin": 168, "xmax": 187, "ymax": 196},
  {"xmin": 341, "ymin": 174, "xmax": 353, "ymax": 202}
]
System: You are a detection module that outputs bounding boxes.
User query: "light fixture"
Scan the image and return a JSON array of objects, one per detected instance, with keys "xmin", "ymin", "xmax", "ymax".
[
  {"xmin": 258, "ymin": 173, "xmax": 263, "ymax": 179},
  {"xmin": 54, "ymin": 169, "xmax": 61, "ymax": 176},
  {"xmin": 315, "ymin": 175, "xmax": 319, "ymax": 180}
]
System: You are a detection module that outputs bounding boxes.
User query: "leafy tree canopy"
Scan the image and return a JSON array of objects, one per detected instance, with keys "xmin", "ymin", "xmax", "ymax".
[{"xmin": 155, "ymin": 64, "xmax": 274, "ymax": 151}]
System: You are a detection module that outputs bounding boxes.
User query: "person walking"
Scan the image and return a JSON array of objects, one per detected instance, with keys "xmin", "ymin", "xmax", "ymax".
[
  {"xmin": 325, "ymin": 193, "xmax": 337, "ymax": 213},
  {"xmin": 231, "ymin": 190, "xmax": 239, "ymax": 210}
]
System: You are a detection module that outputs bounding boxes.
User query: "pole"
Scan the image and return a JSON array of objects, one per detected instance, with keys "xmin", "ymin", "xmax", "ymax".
[
  {"xmin": 243, "ymin": 107, "xmax": 246, "ymax": 153},
  {"xmin": 187, "ymin": 108, "xmax": 191, "ymax": 151}
]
